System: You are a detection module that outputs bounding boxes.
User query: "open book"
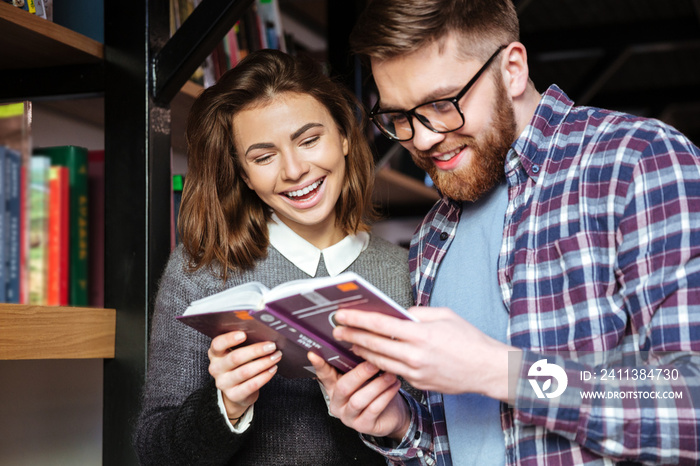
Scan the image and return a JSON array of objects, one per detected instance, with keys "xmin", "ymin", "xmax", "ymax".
[{"xmin": 177, "ymin": 271, "xmax": 417, "ymax": 378}]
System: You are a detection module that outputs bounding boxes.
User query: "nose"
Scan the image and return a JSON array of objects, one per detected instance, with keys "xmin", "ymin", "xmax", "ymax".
[
  {"xmin": 410, "ymin": 117, "xmax": 446, "ymax": 152},
  {"xmin": 280, "ymin": 150, "xmax": 310, "ymax": 181}
]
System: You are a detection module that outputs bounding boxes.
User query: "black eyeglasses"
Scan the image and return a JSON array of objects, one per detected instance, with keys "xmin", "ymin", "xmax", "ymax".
[{"xmin": 369, "ymin": 45, "xmax": 507, "ymax": 142}]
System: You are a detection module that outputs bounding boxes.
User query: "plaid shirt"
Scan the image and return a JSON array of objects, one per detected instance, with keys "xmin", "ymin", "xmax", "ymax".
[{"xmin": 373, "ymin": 85, "xmax": 700, "ymax": 465}]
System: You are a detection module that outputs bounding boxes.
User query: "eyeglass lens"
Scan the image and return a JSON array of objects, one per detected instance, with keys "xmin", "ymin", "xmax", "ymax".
[
  {"xmin": 372, "ymin": 45, "xmax": 507, "ymax": 141},
  {"xmin": 375, "ymin": 100, "xmax": 464, "ymax": 141}
]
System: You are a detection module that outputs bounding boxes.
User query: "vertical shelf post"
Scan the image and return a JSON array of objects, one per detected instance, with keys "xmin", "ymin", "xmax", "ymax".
[
  {"xmin": 102, "ymin": 1, "xmax": 172, "ymax": 464},
  {"xmin": 102, "ymin": 1, "xmax": 257, "ymax": 462}
]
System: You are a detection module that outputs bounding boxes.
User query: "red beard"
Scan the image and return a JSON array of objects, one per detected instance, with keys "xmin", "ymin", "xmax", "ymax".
[{"xmin": 411, "ymin": 76, "xmax": 517, "ymax": 202}]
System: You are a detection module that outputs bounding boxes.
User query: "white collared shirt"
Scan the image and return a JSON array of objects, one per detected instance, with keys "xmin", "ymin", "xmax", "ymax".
[
  {"xmin": 219, "ymin": 213, "xmax": 369, "ymax": 432},
  {"xmin": 267, "ymin": 213, "xmax": 369, "ymax": 277}
]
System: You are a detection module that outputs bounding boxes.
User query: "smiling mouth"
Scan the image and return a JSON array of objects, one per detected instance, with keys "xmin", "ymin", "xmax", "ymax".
[
  {"xmin": 283, "ymin": 178, "xmax": 325, "ymax": 200},
  {"xmin": 433, "ymin": 146, "xmax": 464, "ymax": 162}
]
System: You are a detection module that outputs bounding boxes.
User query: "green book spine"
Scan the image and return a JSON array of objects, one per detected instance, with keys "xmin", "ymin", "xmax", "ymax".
[
  {"xmin": 28, "ymin": 156, "xmax": 50, "ymax": 305},
  {"xmin": 33, "ymin": 145, "xmax": 89, "ymax": 306}
]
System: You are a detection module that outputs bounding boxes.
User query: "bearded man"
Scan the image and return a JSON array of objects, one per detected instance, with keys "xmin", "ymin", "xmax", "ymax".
[{"xmin": 309, "ymin": 1, "xmax": 700, "ymax": 465}]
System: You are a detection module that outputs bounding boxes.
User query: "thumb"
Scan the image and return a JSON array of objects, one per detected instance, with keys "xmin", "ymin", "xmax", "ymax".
[{"xmin": 308, "ymin": 352, "xmax": 339, "ymax": 385}]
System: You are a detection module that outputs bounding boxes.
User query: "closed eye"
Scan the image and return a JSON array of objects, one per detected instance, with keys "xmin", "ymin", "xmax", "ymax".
[
  {"xmin": 253, "ymin": 153, "xmax": 275, "ymax": 165},
  {"xmin": 300, "ymin": 135, "xmax": 320, "ymax": 147}
]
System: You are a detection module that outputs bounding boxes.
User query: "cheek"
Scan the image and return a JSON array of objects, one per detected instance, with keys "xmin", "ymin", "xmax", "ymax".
[
  {"xmin": 240, "ymin": 167, "xmax": 274, "ymax": 194},
  {"xmin": 335, "ymin": 154, "xmax": 347, "ymax": 184}
]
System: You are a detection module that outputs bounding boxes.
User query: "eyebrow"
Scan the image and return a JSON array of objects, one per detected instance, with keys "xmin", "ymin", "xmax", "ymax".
[
  {"xmin": 290, "ymin": 122, "xmax": 323, "ymax": 140},
  {"xmin": 244, "ymin": 122, "xmax": 324, "ymax": 157},
  {"xmin": 244, "ymin": 142, "xmax": 275, "ymax": 157}
]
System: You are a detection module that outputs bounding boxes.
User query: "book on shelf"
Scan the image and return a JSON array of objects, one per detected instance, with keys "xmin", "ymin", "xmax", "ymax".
[
  {"xmin": 225, "ymin": 27, "xmax": 241, "ymax": 69},
  {"xmin": 47, "ymin": 165, "xmax": 70, "ymax": 306},
  {"xmin": 177, "ymin": 271, "xmax": 417, "ymax": 378},
  {"xmin": 4, "ymin": 147, "xmax": 21, "ymax": 303},
  {"xmin": 87, "ymin": 149, "xmax": 104, "ymax": 308},
  {"xmin": 33, "ymin": 145, "xmax": 89, "ymax": 307},
  {"xmin": 0, "ymin": 146, "xmax": 7, "ymax": 303},
  {"xmin": 257, "ymin": 0, "xmax": 286, "ymax": 53},
  {"xmin": 1, "ymin": 0, "xmax": 51, "ymax": 19},
  {"xmin": 28, "ymin": 155, "xmax": 50, "ymax": 305},
  {"xmin": 1, "ymin": 0, "xmax": 31, "ymax": 13},
  {"xmin": 0, "ymin": 102, "xmax": 31, "ymax": 304},
  {"xmin": 34, "ymin": 0, "xmax": 48, "ymax": 19},
  {"xmin": 169, "ymin": 0, "xmax": 287, "ymax": 87}
]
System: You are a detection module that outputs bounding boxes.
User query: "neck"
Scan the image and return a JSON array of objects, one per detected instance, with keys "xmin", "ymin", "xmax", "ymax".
[{"xmin": 513, "ymin": 83, "xmax": 542, "ymax": 137}]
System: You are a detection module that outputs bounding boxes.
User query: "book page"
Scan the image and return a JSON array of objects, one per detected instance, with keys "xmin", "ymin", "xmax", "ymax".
[
  {"xmin": 264, "ymin": 273, "xmax": 366, "ymax": 303},
  {"xmin": 184, "ymin": 281, "xmax": 270, "ymax": 315}
]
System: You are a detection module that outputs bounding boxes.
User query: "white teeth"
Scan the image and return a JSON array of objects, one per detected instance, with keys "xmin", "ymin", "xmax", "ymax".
[
  {"xmin": 285, "ymin": 179, "xmax": 323, "ymax": 198},
  {"xmin": 434, "ymin": 148, "xmax": 461, "ymax": 161}
]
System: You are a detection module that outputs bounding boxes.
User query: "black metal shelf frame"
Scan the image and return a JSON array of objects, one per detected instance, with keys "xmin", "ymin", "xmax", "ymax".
[{"xmin": 102, "ymin": 1, "xmax": 252, "ymax": 464}]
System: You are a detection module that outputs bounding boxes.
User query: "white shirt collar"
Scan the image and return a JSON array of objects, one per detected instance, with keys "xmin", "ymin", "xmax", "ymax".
[{"xmin": 268, "ymin": 213, "xmax": 369, "ymax": 277}]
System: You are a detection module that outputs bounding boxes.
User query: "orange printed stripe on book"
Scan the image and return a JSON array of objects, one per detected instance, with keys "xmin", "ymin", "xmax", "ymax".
[{"xmin": 337, "ymin": 282, "xmax": 358, "ymax": 292}]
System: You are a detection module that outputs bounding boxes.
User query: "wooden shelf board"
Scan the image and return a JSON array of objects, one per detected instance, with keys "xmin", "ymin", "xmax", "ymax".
[
  {"xmin": 0, "ymin": 305, "xmax": 116, "ymax": 360},
  {"xmin": 0, "ymin": 2, "xmax": 103, "ymax": 70}
]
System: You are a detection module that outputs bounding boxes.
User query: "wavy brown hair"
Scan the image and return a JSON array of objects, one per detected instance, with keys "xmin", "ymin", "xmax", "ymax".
[
  {"xmin": 179, "ymin": 49, "xmax": 376, "ymax": 277},
  {"xmin": 350, "ymin": 0, "xmax": 519, "ymax": 62}
]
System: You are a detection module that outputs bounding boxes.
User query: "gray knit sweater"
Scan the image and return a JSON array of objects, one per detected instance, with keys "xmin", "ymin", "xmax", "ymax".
[{"xmin": 133, "ymin": 235, "xmax": 413, "ymax": 465}]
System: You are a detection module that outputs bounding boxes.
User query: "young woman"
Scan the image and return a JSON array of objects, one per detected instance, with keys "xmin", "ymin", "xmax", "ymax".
[{"xmin": 133, "ymin": 49, "xmax": 413, "ymax": 465}]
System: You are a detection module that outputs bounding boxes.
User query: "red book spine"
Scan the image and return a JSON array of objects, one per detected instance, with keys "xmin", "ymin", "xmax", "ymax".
[{"xmin": 47, "ymin": 166, "xmax": 70, "ymax": 306}]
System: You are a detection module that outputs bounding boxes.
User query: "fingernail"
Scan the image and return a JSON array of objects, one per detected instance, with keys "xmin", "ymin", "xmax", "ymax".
[
  {"xmin": 270, "ymin": 351, "xmax": 282, "ymax": 362},
  {"xmin": 365, "ymin": 362, "xmax": 377, "ymax": 372},
  {"xmin": 263, "ymin": 343, "xmax": 276, "ymax": 352},
  {"xmin": 335, "ymin": 311, "xmax": 346, "ymax": 323},
  {"xmin": 269, "ymin": 365, "xmax": 278, "ymax": 374},
  {"xmin": 234, "ymin": 332, "xmax": 245, "ymax": 342}
]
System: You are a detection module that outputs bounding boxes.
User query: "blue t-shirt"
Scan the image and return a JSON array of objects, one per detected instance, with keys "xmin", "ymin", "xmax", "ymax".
[{"xmin": 430, "ymin": 182, "xmax": 509, "ymax": 465}]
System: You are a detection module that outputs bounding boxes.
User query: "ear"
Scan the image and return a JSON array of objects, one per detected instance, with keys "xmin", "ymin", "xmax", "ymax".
[
  {"xmin": 341, "ymin": 135, "xmax": 349, "ymax": 157},
  {"xmin": 501, "ymin": 42, "xmax": 529, "ymax": 99}
]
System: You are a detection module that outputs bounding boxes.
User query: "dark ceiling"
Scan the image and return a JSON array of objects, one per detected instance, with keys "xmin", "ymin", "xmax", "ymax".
[
  {"xmin": 281, "ymin": 0, "xmax": 700, "ymax": 146},
  {"xmin": 518, "ymin": 0, "xmax": 700, "ymax": 145}
]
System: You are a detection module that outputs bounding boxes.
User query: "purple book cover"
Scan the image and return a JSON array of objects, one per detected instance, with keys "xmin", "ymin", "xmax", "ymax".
[
  {"xmin": 252, "ymin": 273, "xmax": 416, "ymax": 374},
  {"xmin": 177, "ymin": 309, "xmax": 318, "ymax": 378},
  {"xmin": 177, "ymin": 272, "xmax": 416, "ymax": 378}
]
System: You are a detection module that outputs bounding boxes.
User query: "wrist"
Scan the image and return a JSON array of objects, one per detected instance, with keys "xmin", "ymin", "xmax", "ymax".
[
  {"xmin": 387, "ymin": 396, "xmax": 411, "ymax": 441},
  {"xmin": 223, "ymin": 399, "xmax": 249, "ymax": 421},
  {"xmin": 482, "ymin": 345, "xmax": 520, "ymax": 402},
  {"xmin": 387, "ymin": 417, "xmax": 410, "ymax": 441}
]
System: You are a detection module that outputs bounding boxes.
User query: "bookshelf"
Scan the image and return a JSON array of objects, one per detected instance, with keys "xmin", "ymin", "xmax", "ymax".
[
  {"xmin": 0, "ymin": 2, "xmax": 103, "ymax": 69},
  {"xmin": 0, "ymin": 6, "xmax": 113, "ymax": 358},
  {"xmin": 0, "ymin": 6, "xmax": 110, "ymax": 355}
]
